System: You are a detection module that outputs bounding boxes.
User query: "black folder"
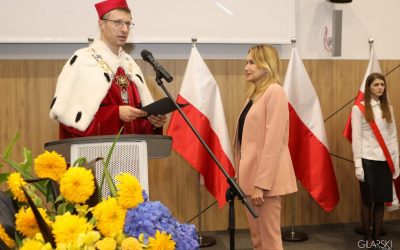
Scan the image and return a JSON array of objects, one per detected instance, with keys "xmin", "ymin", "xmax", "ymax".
[{"xmin": 141, "ymin": 97, "xmax": 189, "ymax": 116}]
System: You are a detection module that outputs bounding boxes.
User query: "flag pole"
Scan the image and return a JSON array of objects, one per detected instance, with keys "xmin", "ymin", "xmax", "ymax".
[
  {"xmin": 368, "ymin": 37, "xmax": 374, "ymax": 51},
  {"xmin": 190, "ymin": 37, "xmax": 217, "ymax": 248},
  {"xmin": 197, "ymin": 172, "xmax": 217, "ymax": 247},
  {"xmin": 281, "ymin": 188, "xmax": 308, "ymax": 242},
  {"xmin": 282, "ymin": 38, "xmax": 308, "ymax": 243}
]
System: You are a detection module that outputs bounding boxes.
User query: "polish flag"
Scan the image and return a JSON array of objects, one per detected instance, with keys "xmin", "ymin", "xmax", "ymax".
[
  {"xmin": 283, "ymin": 46, "xmax": 339, "ymax": 212},
  {"xmin": 166, "ymin": 46, "xmax": 235, "ymax": 207},
  {"xmin": 342, "ymin": 45, "xmax": 381, "ymax": 142}
]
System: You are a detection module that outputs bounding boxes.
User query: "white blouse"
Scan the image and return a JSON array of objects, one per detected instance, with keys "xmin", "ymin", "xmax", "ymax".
[{"xmin": 351, "ymin": 99, "xmax": 399, "ymax": 169}]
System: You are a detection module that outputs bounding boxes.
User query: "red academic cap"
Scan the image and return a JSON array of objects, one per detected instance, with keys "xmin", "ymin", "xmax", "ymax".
[{"xmin": 95, "ymin": 0, "xmax": 130, "ymax": 18}]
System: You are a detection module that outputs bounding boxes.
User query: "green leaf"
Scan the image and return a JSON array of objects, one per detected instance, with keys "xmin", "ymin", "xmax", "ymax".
[
  {"xmin": 1, "ymin": 135, "xmax": 47, "ymax": 196},
  {"xmin": 0, "ymin": 173, "xmax": 9, "ymax": 184},
  {"xmin": 45, "ymin": 180, "xmax": 60, "ymax": 206},
  {"xmin": 14, "ymin": 232, "xmax": 23, "ymax": 248},
  {"xmin": 3, "ymin": 158, "xmax": 33, "ymax": 181},
  {"xmin": 1, "ymin": 134, "xmax": 33, "ymax": 182},
  {"xmin": 3, "ymin": 158, "xmax": 47, "ymax": 197},
  {"xmin": 33, "ymin": 195, "xmax": 43, "ymax": 208},
  {"xmin": 19, "ymin": 147, "xmax": 33, "ymax": 173},
  {"xmin": 2, "ymin": 132, "xmax": 20, "ymax": 159},
  {"xmin": 73, "ymin": 157, "xmax": 87, "ymax": 167},
  {"xmin": 54, "ymin": 195, "xmax": 65, "ymax": 204},
  {"xmin": 22, "ymin": 178, "xmax": 48, "ymax": 202},
  {"xmin": 57, "ymin": 202, "xmax": 74, "ymax": 215},
  {"xmin": 56, "ymin": 202, "xmax": 67, "ymax": 215},
  {"xmin": 88, "ymin": 216, "xmax": 97, "ymax": 226},
  {"xmin": 102, "ymin": 128, "xmax": 123, "ymax": 197}
]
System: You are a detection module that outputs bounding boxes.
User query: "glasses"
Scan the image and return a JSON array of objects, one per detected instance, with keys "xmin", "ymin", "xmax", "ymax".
[{"xmin": 102, "ymin": 18, "xmax": 135, "ymax": 29}]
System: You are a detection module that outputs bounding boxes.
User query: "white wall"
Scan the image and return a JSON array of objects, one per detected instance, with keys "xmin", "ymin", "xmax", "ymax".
[
  {"xmin": 0, "ymin": 0, "xmax": 295, "ymax": 44},
  {"xmin": 0, "ymin": 0, "xmax": 399, "ymax": 60},
  {"xmin": 296, "ymin": 0, "xmax": 400, "ymax": 60},
  {"xmin": 340, "ymin": 0, "xmax": 400, "ymax": 59}
]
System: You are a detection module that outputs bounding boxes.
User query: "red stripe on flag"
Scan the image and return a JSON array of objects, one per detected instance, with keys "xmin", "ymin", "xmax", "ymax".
[
  {"xmin": 167, "ymin": 95, "xmax": 235, "ymax": 208},
  {"xmin": 288, "ymin": 104, "xmax": 339, "ymax": 212},
  {"xmin": 343, "ymin": 91, "xmax": 365, "ymax": 142}
]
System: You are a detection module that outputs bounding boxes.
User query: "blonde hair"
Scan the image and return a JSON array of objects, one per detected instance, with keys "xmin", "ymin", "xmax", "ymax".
[{"xmin": 246, "ymin": 44, "xmax": 282, "ymax": 100}]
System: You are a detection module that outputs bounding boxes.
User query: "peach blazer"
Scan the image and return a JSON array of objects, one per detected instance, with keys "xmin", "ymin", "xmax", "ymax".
[{"xmin": 233, "ymin": 83, "xmax": 297, "ymax": 196}]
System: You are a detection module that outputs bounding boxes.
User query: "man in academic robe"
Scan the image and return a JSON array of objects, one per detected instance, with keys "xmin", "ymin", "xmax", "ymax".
[{"xmin": 50, "ymin": 0, "xmax": 166, "ymax": 139}]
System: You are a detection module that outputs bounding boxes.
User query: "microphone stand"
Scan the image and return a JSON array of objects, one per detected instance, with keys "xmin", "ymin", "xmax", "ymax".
[{"xmin": 154, "ymin": 71, "xmax": 258, "ymax": 250}]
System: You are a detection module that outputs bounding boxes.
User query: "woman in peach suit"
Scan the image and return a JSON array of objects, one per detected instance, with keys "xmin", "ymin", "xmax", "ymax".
[{"xmin": 233, "ymin": 44, "xmax": 297, "ymax": 250}]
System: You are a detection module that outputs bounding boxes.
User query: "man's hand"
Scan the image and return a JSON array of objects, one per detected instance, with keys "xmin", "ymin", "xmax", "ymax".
[
  {"xmin": 148, "ymin": 114, "xmax": 167, "ymax": 128},
  {"xmin": 119, "ymin": 106, "xmax": 147, "ymax": 122}
]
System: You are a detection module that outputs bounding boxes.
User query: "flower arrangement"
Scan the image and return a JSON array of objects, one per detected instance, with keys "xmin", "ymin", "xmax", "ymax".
[{"xmin": 0, "ymin": 134, "xmax": 199, "ymax": 250}]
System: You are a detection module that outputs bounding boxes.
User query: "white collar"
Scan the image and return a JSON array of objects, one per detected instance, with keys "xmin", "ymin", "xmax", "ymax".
[
  {"xmin": 370, "ymin": 98, "xmax": 380, "ymax": 107},
  {"xmin": 90, "ymin": 40, "xmax": 128, "ymax": 73},
  {"xmin": 92, "ymin": 40, "xmax": 124, "ymax": 56}
]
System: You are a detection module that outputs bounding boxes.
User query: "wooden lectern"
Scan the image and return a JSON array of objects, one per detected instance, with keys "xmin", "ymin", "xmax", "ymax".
[{"xmin": 44, "ymin": 134, "xmax": 172, "ymax": 198}]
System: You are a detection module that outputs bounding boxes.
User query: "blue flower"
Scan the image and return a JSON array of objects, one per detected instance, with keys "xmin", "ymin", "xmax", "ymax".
[
  {"xmin": 142, "ymin": 190, "xmax": 148, "ymax": 202},
  {"xmin": 124, "ymin": 201, "xmax": 199, "ymax": 249}
]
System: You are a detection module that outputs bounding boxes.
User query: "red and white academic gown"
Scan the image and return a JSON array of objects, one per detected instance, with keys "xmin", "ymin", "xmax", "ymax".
[{"xmin": 49, "ymin": 40, "xmax": 160, "ymax": 139}]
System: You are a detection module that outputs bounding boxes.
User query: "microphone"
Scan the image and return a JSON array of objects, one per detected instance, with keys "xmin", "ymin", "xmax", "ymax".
[{"xmin": 141, "ymin": 49, "xmax": 173, "ymax": 83}]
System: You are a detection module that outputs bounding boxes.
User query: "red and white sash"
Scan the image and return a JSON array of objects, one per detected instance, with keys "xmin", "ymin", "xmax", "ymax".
[{"xmin": 356, "ymin": 103, "xmax": 395, "ymax": 173}]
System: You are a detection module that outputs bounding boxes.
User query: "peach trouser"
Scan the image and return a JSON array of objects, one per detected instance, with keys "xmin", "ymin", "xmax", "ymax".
[{"xmin": 246, "ymin": 196, "xmax": 282, "ymax": 250}]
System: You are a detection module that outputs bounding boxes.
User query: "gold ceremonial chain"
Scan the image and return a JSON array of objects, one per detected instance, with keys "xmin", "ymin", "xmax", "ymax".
[
  {"xmin": 89, "ymin": 48, "xmax": 130, "ymax": 104},
  {"xmin": 89, "ymin": 48, "xmax": 113, "ymax": 77}
]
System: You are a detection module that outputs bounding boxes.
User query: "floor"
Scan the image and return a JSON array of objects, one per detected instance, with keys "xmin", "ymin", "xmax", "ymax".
[{"xmin": 200, "ymin": 221, "xmax": 400, "ymax": 250}]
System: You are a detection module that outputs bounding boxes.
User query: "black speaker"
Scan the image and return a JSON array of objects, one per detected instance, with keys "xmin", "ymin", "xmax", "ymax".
[{"xmin": 327, "ymin": 0, "xmax": 352, "ymax": 3}]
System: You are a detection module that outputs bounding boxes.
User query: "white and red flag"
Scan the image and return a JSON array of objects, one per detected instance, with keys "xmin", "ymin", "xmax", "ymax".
[
  {"xmin": 283, "ymin": 46, "xmax": 340, "ymax": 212},
  {"xmin": 167, "ymin": 46, "xmax": 235, "ymax": 208},
  {"xmin": 342, "ymin": 45, "xmax": 381, "ymax": 142}
]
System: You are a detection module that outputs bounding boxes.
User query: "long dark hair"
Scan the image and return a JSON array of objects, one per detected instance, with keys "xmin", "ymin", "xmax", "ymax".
[{"xmin": 363, "ymin": 72, "xmax": 392, "ymax": 122}]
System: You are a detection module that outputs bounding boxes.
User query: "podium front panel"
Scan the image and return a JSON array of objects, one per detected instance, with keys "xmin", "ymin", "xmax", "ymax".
[
  {"xmin": 70, "ymin": 141, "xmax": 149, "ymax": 198},
  {"xmin": 45, "ymin": 134, "xmax": 172, "ymax": 163}
]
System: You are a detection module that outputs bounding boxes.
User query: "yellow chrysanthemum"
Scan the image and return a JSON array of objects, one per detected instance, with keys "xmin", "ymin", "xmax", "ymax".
[
  {"xmin": 59, "ymin": 167, "xmax": 95, "ymax": 203},
  {"xmin": 7, "ymin": 172, "xmax": 28, "ymax": 202},
  {"xmin": 34, "ymin": 150, "xmax": 67, "ymax": 181},
  {"xmin": 19, "ymin": 238, "xmax": 44, "ymax": 250},
  {"xmin": 114, "ymin": 230, "xmax": 125, "ymax": 246},
  {"xmin": 76, "ymin": 231, "xmax": 101, "ymax": 247},
  {"xmin": 41, "ymin": 242, "xmax": 53, "ymax": 250},
  {"xmin": 15, "ymin": 207, "xmax": 51, "ymax": 237},
  {"xmin": 121, "ymin": 237, "xmax": 144, "ymax": 250},
  {"xmin": 22, "ymin": 233, "xmax": 53, "ymax": 250},
  {"xmin": 52, "ymin": 212, "xmax": 92, "ymax": 244},
  {"xmin": 148, "ymin": 231, "xmax": 176, "ymax": 250},
  {"xmin": 92, "ymin": 198, "xmax": 126, "ymax": 238},
  {"xmin": 95, "ymin": 237, "xmax": 117, "ymax": 250},
  {"xmin": 116, "ymin": 173, "xmax": 144, "ymax": 209},
  {"xmin": 55, "ymin": 243, "xmax": 67, "ymax": 250},
  {"xmin": 0, "ymin": 224, "xmax": 16, "ymax": 248}
]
